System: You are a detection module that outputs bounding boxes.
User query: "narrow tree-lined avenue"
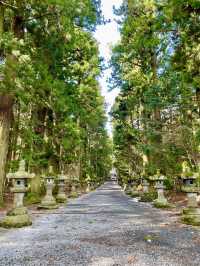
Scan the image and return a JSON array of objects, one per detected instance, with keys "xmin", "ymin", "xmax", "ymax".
[
  {"xmin": 0, "ymin": 181, "xmax": 200, "ymax": 266},
  {"xmin": 1, "ymin": 0, "xmax": 200, "ymax": 265}
]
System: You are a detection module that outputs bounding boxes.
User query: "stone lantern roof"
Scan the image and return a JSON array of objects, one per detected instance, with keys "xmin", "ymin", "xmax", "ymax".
[
  {"xmin": 149, "ymin": 170, "xmax": 166, "ymax": 181},
  {"xmin": 7, "ymin": 160, "xmax": 35, "ymax": 180}
]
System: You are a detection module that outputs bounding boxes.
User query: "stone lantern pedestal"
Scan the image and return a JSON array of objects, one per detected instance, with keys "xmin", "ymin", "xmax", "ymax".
[
  {"xmin": 0, "ymin": 160, "xmax": 34, "ymax": 228},
  {"xmin": 39, "ymin": 176, "xmax": 58, "ymax": 209},
  {"xmin": 56, "ymin": 173, "xmax": 68, "ymax": 203},
  {"xmin": 181, "ymin": 176, "xmax": 200, "ymax": 226},
  {"xmin": 152, "ymin": 171, "xmax": 171, "ymax": 208}
]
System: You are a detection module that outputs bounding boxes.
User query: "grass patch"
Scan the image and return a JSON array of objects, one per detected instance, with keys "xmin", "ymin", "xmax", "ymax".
[
  {"xmin": 153, "ymin": 201, "xmax": 174, "ymax": 209},
  {"xmin": 140, "ymin": 192, "xmax": 157, "ymax": 202},
  {"xmin": 24, "ymin": 192, "xmax": 41, "ymax": 205}
]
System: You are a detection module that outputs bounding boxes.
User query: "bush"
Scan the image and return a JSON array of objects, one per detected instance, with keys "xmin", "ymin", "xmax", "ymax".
[{"xmin": 140, "ymin": 192, "xmax": 157, "ymax": 202}]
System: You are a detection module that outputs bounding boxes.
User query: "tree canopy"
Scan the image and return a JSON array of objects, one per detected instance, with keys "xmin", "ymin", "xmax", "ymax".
[
  {"xmin": 111, "ymin": 0, "xmax": 200, "ymax": 185},
  {"xmin": 0, "ymin": 0, "xmax": 112, "ymax": 203}
]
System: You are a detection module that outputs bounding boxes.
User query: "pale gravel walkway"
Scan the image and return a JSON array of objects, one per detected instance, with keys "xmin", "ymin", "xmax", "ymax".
[{"xmin": 0, "ymin": 181, "xmax": 200, "ymax": 266}]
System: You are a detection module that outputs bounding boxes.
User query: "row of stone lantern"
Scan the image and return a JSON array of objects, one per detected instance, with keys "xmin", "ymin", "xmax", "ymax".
[
  {"xmin": 0, "ymin": 161, "xmax": 92, "ymax": 228},
  {"xmin": 127, "ymin": 163, "xmax": 200, "ymax": 226}
]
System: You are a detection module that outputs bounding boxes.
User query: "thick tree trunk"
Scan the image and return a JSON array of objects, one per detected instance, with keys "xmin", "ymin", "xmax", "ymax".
[{"xmin": 0, "ymin": 95, "xmax": 13, "ymax": 204}]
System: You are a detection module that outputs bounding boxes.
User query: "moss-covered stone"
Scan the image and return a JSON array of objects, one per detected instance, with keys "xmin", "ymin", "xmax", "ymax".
[
  {"xmin": 0, "ymin": 214, "xmax": 32, "ymax": 228},
  {"xmin": 56, "ymin": 195, "xmax": 67, "ymax": 203},
  {"xmin": 38, "ymin": 201, "xmax": 58, "ymax": 209},
  {"xmin": 182, "ymin": 215, "xmax": 200, "ymax": 226},
  {"xmin": 7, "ymin": 207, "xmax": 28, "ymax": 216},
  {"xmin": 70, "ymin": 191, "xmax": 78, "ymax": 198},
  {"xmin": 182, "ymin": 207, "xmax": 200, "ymax": 226}
]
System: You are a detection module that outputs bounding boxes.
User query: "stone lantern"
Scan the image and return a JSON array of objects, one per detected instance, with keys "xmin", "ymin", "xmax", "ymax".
[
  {"xmin": 181, "ymin": 162, "xmax": 200, "ymax": 225},
  {"xmin": 56, "ymin": 172, "xmax": 68, "ymax": 203},
  {"xmin": 152, "ymin": 169, "xmax": 170, "ymax": 208},
  {"xmin": 39, "ymin": 167, "xmax": 58, "ymax": 209},
  {"xmin": 0, "ymin": 160, "xmax": 34, "ymax": 228}
]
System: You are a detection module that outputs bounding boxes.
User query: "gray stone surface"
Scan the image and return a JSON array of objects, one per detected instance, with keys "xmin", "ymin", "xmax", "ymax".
[{"xmin": 0, "ymin": 181, "xmax": 200, "ymax": 265}]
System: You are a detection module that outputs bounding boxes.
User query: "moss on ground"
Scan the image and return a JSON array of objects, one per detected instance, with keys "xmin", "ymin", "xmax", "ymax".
[
  {"xmin": 140, "ymin": 192, "xmax": 157, "ymax": 202},
  {"xmin": 56, "ymin": 197, "xmax": 67, "ymax": 203},
  {"xmin": 24, "ymin": 192, "xmax": 41, "ymax": 205},
  {"xmin": 153, "ymin": 201, "xmax": 174, "ymax": 209},
  {"xmin": 182, "ymin": 216, "xmax": 200, "ymax": 226},
  {"xmin": 69, "ymin": 192, "xmax": 78, "ymax": 198}
]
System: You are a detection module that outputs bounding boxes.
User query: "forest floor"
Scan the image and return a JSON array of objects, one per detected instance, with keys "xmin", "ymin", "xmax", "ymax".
[{"xmin": 0, "ymin": 181, "xmax": 200, "ymax": 266}]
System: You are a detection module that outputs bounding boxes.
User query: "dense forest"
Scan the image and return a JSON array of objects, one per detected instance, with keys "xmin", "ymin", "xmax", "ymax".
[
  {"xmin": 111, "ymin": 0, "xmax": 200, "ymax": 187},
  {"xmin": 0, "ymin": 0, "xmax": 112, "ymax": 205}
]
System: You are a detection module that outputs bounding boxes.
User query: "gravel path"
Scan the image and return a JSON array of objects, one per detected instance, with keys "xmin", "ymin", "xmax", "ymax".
[{"xmin": 0, "ymin": 181, "xmax": 200, "ymax": 266}]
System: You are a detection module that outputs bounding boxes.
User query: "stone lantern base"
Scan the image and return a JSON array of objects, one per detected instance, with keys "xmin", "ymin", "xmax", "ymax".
[
  {"xmin": 153, "ymin": 188, "xmax": 173, "ymax": 208},
  {"xmin": 39, "ymin": 196, "xmax": 58, "ymax": 209},
  {"xmin": 56, "ymin": 193, "xmax": 67, "ymax": 203},
  {"xmin": 0, "ymin": 207, "xmax": 32, "ymax": 228},
  {"xmin": 182, "ymin": 207, "xmax": 200, "ymax": 226}
]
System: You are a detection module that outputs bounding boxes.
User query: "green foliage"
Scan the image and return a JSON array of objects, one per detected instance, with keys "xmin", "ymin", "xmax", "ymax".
[
  {"xmin": 24, "ymin": 193, "xmax": 41, "ymax": 205},
  {"xmin": 0, "ymin": 0, "xmax": 112, "ymax": 197},
  {"xmin": 111, "ymin": 0, "xmax": 200, "ymax": 187},
  {"xmin": 140, "ymin": 192, "xmax": 157, "ymax": 202}
]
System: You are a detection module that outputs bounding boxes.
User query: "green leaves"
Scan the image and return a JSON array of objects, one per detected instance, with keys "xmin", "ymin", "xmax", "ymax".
[{"xmin": 111, "ymin": 0, "xmax": 200, "ymax": 184}]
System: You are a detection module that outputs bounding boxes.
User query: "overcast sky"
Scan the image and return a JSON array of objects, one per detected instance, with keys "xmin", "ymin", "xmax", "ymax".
[{"xmin": 94, "ymin": 0, "xmax": 123, "ymax": 135}]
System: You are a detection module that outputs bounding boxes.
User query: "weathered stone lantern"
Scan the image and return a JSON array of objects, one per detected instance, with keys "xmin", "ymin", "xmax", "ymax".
[
  {"xmin": 56, "ymin": 172, "xmax": 68, "ymax": 203},
  {"xmin": 181, "ymin": 162, "xmax": 200, "ymax": 225},
  {"xmin": 39, "ymin": 167, "xmax": 58, "ymax": 209},
  {"xmin": 0, "ymin": 160, "xmax": 34, "ymax": 228},
  {"xmin": 152, "ymin": 169, "xmax": 170, "ymax": 208}
]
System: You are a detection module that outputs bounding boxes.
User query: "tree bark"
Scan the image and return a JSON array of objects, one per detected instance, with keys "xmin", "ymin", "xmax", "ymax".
[{"xmin": 0, "ymin": 95, "xmax": 13, "ymax": 204}]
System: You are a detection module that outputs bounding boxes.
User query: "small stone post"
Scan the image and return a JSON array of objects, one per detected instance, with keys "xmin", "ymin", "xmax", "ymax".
[
  {"xmin": 39, "ymin": 168, "xmax": 58, "ymax": 209},
  {"xmin": 56, "ymin": 172, "xmax": 68, "ymax": 203},
  {"xmin": 0, "ymin": 160, "xmax": 34, "ymax": 228}
]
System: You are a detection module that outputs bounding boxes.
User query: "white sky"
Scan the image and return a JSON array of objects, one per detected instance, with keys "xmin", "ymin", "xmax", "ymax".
[{"xmin": 94, "ymin": 0, "xmax": 123, "ymax": 135}]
